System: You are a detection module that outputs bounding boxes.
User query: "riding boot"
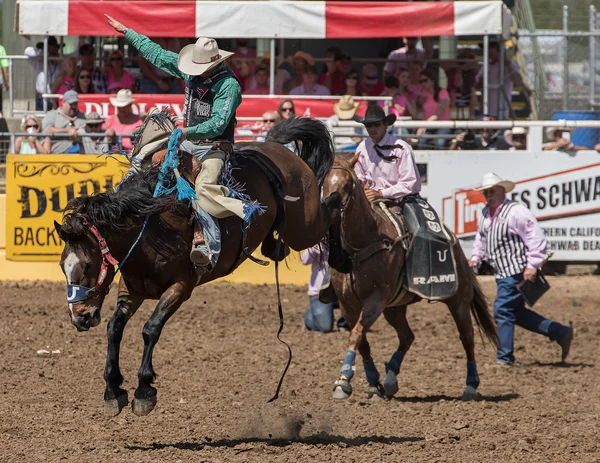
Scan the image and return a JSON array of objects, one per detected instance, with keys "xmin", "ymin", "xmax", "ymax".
[{"xmin": 190, "ymin": 221, "xmax": 211, "ymax": 267}]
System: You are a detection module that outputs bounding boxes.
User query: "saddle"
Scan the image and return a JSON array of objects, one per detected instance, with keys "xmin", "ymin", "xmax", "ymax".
[{"xmin": 380, "ymin": 195, "xmax": 458, "ymax": 301}]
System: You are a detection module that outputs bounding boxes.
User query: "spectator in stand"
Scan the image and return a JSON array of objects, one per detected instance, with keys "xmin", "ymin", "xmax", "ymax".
[
  {"xmin": 278, "ymin": 99, "xmax": 296, "ymax": 120},
  {"xmin": 408, "ymin": 61, "xmax": 424, "ymax": 94},
  {"xmin": 25, "ymin": 36, "xmax": 62, "ymax": 110},
  {"xmin": 232, "ymin": 39, "xmax": 256, "ymax": 91},
  {"xmin": 290, "ymin": 65, "xmax": 330, "ymax": 96},
  {"xmin": 448, "ymin": 68, "xmax": 476, "ymax": 120},
  {"xmin": 449, "ymin": 115, "xmax": 510, "ymax": 150},
  {"xmin": 78, "ymin": 43, "xmax": 108, "ymax": 94},
  {"xmin": 80, "ymin": 112, "xmax": 109, "ymax": 154},
  {"xmin": 320, "ymin": 46, "xmax": 342, "ymax": 75},
  {"xmin": 244, "ymin": 64, "xmax": 270, "ymax": 95},
  {"xmin": 384, "ymin": 37, "xmax": 432, "ymax": 78},
  {"xmin": 359, "ymin": 63, "xmax": 384, "ymax": 97},
  {"xmin": 51, "ymin": 57, "xmax": 77, "ymax": 95},
  {"xmin": 320, "ymin": 53, "xmax": 352, "ymax": 95},
  {"xmin": 15, "ymin": 115, "xmax": 50, "ymax": 154},
  {"xmin": 503, "ymin": 127, "xmax": 528, "ymax": 151},
  {"xmin": 138, "ymin": 37, "xmax": 182, "ymax": 94},
  {"xmin": 0, "ymin": 43, "xmax": 10, "ymax": 111},
  {"xmin": 542, "ymin": 127, "xmax": 587, "ymax": 152},
  {"xmin": 380, "ymin": 75, "xmax": 417, "ymax": 119},
  {"xmin": 475, "ymin": 40, "xmax": 523, "ymax": 120},
  {"xmin": 416, "ymin": 68, "xmax": 451, "ymax": 149},
  {"xmin": 285, "ymin": 51, "xmax": 314, "ymax": 94},
  {"xmin": 340, "ymin": 69, "xmax": 362, "ymax": 96},
  {"xmin": 106, "ymin": 50, "xmax": 136, "ymax": 92},
  {"xmin": 255, "ymin": 110, "xmax": 280, "ymax": 142},
  {"xmin": 74, "ymin": 68, "xmax": 95, "ymax": 95},
  {"xmin": 595, "ymin": 142, "xmax": 600, "ymax": 152},
  {"xmin": 43, "ymin": 90, "xmax": 87, "ymax": 154},
  {"xmin": 104, "ymin": 89, "xmax": 143, "ymax": 153}
]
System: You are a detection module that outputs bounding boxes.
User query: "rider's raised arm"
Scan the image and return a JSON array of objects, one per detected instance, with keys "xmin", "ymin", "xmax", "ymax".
[
  {"xmin": 124, "ymin": 30, "xmax": 187, "ymax": 81},
  {"xmin": 185, "ymin": 73, "xmax": 242, "ymax": 141}
]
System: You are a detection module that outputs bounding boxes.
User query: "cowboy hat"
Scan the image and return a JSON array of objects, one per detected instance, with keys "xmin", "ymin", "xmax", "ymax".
[
  {"xmin": 85, "ymin": 111, "xmax": 104, "ymax": 125},
  {"xmin": 178, "ymin": 37, "xmax": 234, "ymax": 76},
  {"xmin": 333, "ymin": 95, "xmax": 360, "ymax": 121},
  {"xmin": 503, "ymin": 126, "xmax": 527, "ymax": 146},
  {"xmin": 475, "ymin": 172, "xmax": 515, "ymax": 193},
  {"xmin": 291, "ymin": 51, "xmax": 315, "ymax": 67},
  {"xmin": 545, "ymin": 126, "xmax": 574, "ymax": 139},
  {"xmin": 355, "ymin": 105, "xmax": 396, "ymax": 126},
  {"xmin": 109, "ymin": 89, "xmax": 135, "ymax": 107}
]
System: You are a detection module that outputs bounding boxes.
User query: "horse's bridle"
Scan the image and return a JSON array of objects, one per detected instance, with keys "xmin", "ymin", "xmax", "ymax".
[{"xmin": 67, "ymin": 220, "xmax": 119, "ymax": 304}]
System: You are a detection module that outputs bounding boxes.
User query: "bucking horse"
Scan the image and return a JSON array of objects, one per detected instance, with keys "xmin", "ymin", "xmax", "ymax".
[{"xmin": 54, "ymin": 112, "xmax": 334, "ymax": 416}]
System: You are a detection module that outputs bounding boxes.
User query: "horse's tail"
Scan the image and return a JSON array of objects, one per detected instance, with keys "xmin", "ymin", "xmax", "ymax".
[
  {"xmin": 266, "ymin": 117, "xmax": 334, "ymax": 185},
  {"xmin": 470, "ymin": 272, "xmax": 499, "ymax": 347}
]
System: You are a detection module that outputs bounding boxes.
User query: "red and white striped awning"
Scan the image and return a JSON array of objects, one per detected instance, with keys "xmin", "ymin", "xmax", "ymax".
[{"xmin": 17, "ymin": 1, "xmax": 510, "ymax": 38}]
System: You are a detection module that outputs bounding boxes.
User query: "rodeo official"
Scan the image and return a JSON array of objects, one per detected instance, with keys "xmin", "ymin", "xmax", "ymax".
[{"xmin": 469, "ymin": 172, "xmax": 574, "ymax": 366}]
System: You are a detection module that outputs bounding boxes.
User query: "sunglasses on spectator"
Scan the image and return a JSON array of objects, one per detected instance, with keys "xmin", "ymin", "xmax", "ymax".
[
  {"xmin": 364, "ymin": 75, "xmax": 378, "ymax": 80},
  {"xmin": 26, "ymin": 124, "xmax": 39, "ymax": 129},
  {"xmin": 263, "ymin": 119, "xmax": 276, "ymax": 123},
  {"xmin": 281, "ymin": 107, "xmax": 294, "ymax": 112},
  {"xmin": 79, "ymin": 74, "xmax": 91, "ymax": 79},
  {"xmin": 111, "ymin": 57, "xmax": 122, "ymax": 61},
  {"xmin": 346, "ymin": 75, "xmax": 358, "ymax": 80}
]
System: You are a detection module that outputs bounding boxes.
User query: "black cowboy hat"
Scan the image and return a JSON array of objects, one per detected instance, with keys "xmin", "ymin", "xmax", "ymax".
[{"xmin": 355, "ymin": 105, "xmax": 396, "ymax": 126}]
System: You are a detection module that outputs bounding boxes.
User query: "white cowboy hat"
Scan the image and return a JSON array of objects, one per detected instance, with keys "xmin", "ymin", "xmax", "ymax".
[
  {"xmin": 178, "ymin": 37, "xmax": 233, "ymax": 76},
  {"xmin": 333, "ymin": 95, "xmax": 360, "ymax": 120},
  {"xmin": 109, "ymin": 89, "xmax": 135, "ymax": 107},
  {"xmin": 475, "ymin": 172, "xmax": 515, "ymax": 193},
  {"xmin": 545, "ymin": 126, "xmax": 574, "ymax": 139},
  {"xmin": 503, "ymin": 126, "xmax": 527, "ymax": 146}
]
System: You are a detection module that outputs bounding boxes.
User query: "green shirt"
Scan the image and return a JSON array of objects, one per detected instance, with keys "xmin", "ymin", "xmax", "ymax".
[
  {"xmin": 0, "ymin": 45, "xmax": 9, "ymax": 68},
  {"xmin": 125, "ymin": 30, "xmax": 241, "ymax": 141}
]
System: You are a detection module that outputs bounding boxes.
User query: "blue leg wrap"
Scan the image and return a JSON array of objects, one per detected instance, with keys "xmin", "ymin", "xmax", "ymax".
[
  {"xmin": 363, "ymin": 358, "xmax": 380, "ymax": 385},
  {"xmin": 466, "ymin": 361, "xmax": 480, "ymax": 389},
  {"xmin": 340, "ymin": 350, "xmax": 356, "ymax": 380},
  {"xmin": 385, "ymin": 350, "xmax": 405, "ymax": 375}
]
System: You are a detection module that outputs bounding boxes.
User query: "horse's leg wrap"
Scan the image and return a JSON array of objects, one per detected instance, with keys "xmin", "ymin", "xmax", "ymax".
[
  {"xmin": 363, "ymin": 357, "xmax": 380, "ymax": 385},
  {"xmin": 385, "ymin": 350, "xmax": 405, "ymax": 375},
  {"xmin": 466, "ymin": 361, "xmax": 480, "ymax": 390},
  {"xmin": 340, "ymin": 349, "xmax": 356, "ymax": 380}
]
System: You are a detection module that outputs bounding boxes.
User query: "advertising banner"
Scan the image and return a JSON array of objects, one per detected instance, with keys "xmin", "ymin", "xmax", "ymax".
[
  {"xmin": 5, "ymin": 154, "xmax": 129, "ymax": 261},
  {"xmin": 428, "ymin": 151, "xmax": 600, "ymax": 261}
]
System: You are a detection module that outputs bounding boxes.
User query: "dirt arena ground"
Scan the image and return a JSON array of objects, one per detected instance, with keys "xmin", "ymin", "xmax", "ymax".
[{"xmin": 1, "ymin": 276, "xmax": 599, "ymax": 462}]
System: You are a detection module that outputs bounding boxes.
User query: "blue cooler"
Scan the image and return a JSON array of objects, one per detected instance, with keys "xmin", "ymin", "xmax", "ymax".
[{"xmin": 552, "ymin": 110, "xmax": 600, "ymax": 149}]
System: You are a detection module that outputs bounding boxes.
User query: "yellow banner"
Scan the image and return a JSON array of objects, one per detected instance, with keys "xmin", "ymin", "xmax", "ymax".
[{"xmin": 6, "ymin": 154, "xmax": 130, "ymax": 261}]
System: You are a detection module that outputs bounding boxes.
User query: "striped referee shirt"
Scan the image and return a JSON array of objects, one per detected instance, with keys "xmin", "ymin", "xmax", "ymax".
[{"xmin": 471, "ymin": 198, "xmax": 547, "ymax": 279}]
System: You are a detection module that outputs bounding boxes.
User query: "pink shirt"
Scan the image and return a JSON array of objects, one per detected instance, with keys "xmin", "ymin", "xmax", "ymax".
[
  {"xmin": 57, "ymin": 76, "xmax": 75, "ymax": 94},
  {"xmin": 104, "ymin": 114, "xmax": 143, "ymax": 151},
  {"xmin": 301, "ymin": 246, "xmax": 328, "ymax": 297},
  {"xmin": 421, "ymin": 88, "xmax": 450, "ymax": 120},
  {"xmin": 106, "ymin": 69, "xmax": 136, "ymax": 92},
  {"xmin": 471, "ymin": 198, "xmax": 547, "ymax": 270},
  {"xmin": 289, "ymin": 83, "xmax": 331, "ymax": 96},
  {"xmin": 379, "ymin": 93, "xmax": 415, "ymax": 117},
  {"xmin": 243, "ymin": 84, "xmax": 271, "ymax": 95},
  {"xmin": 354, "ymin": 133, "xmax": 421, "ymax": 199}
]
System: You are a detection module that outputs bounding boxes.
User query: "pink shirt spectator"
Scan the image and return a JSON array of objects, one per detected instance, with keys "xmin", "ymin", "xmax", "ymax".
[
  {"xmin": 384, "ymin": 47, "xmax": 427, "ymax": 76},
  {"xmin": 301, "ymin": 246, "xmax": 329, "ymax": 297},
  {"xmin": 421, "ymin": 88, "xmax": 450, "ymax": 120},
  {"xmin": 103, "ymin": 114, "xmax": 143, "ymax": 151},
  {"xmin": 289, "ymin": 83, "xmax": 331, "ymax": 96},
  {"xmin": 379, "ymin": 93, "xmax": 416, "ymax": 117},
  {"xmin": 106, "ymin": 68, "xmax": 136, "ymax": 92},
  {"xmin": 243, "ymin": 84, "xmax": 273, "ymax": 95},
  {"xmin": 56, "ymin": 76, "xmax": 75, "ymax": 94},
  {"xmin": 408, "ymin": 83, "xmax": 423, "ymax": 95},
  {"xmin": 471, "ymin": 198, "xmax": 547, "ymax": 270},
  {"xmin": 354, "ymin": 133, "xmax": 421, "ymax": 199}
]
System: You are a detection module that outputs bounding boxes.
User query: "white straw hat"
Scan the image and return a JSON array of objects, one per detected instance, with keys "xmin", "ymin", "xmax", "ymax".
[
  {"xmin": 475, "ymin": 172, "xmax": 515, "ymax": 193},
  {"xmin": 109, "ymin": 89, "xmax": 135, "ymax": 107},
  {"xmin": 333, "ymin": 95, "xmax": 360, "ymax": 120},
  {"xmin": 178, "ymin": 37, "xmax": 233, "ymax": 76}
]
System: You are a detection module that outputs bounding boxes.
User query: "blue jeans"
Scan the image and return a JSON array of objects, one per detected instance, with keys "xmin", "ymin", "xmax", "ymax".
[
  {"xmin": 494, "ymin": 273, "xmax": 566, "ymax": 364},
  {"xmin": 304, "ymin": 296, "xmax": 334, "ymax": 332}
]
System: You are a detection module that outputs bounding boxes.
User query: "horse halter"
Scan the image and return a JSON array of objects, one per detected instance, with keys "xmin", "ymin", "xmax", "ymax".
[{"xmin": 67, "ymin": 220, "xmax": 119, "ymax": 304}]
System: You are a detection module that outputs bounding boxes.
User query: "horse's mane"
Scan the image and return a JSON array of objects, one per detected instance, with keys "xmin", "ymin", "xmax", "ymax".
[{"xmin": 59, "ymin": 168, "xmax": 186, "ymax": 241}]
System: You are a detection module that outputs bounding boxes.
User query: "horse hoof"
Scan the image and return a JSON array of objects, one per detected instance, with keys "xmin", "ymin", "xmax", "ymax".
[
  {"xmin": 383, "ymin": 370, "xmax": 399, "ymax": 398},
  {"xmin": 461, "ymin": 385, "xmax": 482, "ymax": 401},
  {"xmin": 132, "ymin": 396, "xmax": 157, "ymax": 416},
  {"xmin": 367, "ymin": 382, "xmax": 385, "ymax": 400},
  {"xmin": 104, "ymin": 393, "xmax": 129, "ymax": 417},
  {"xmin": 332, "ymin": 379, "xmax": 352, "ymax": 400}
]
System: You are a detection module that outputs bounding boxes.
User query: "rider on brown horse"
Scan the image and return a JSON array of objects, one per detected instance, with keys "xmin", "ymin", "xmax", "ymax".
[{"xmin": 106, "ymin": 15, "xmax": 245, "ymax": 273}]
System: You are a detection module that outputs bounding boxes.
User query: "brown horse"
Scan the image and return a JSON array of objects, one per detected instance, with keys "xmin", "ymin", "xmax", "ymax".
[
  {"xmin": 322, "ymin": 155, "xmax": 498, "ymax": 401},
  {"xmin": 54, "ymin": 115, "xmax": 335, "ymax": 416}
]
